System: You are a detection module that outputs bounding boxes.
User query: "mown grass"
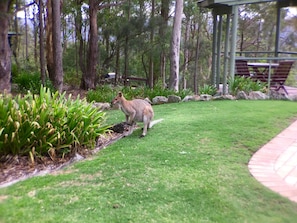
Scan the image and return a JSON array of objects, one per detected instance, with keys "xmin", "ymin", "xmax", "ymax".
[{"xmin": 1, "ymin": 100, "xmax": 297, "ymax": 223}]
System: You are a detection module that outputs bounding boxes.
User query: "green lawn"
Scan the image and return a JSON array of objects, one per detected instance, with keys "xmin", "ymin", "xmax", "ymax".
[{"xmin": 1, "ymin": 100, "xmax": 297, "ymax": 223}]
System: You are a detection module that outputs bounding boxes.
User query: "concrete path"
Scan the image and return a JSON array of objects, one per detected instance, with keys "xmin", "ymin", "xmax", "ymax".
[{"xmin": 248, "ymin": 120, "xmax": 297, "ymax": 203}]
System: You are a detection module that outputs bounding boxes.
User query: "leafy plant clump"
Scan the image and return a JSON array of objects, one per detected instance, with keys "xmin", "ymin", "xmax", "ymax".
[
  {"xmin": 228, "ymin": 76, "xmax": 267, "ymax": 95},
  {"xmin": 0, "ymin": 87, "xmax": 110, "ymax": 159},
  {"xmin": 86, "ymin": 84, "xmax": 193, "ymax": 102},
  {"xmin": 199, "ymin": 84, "xmax": 217, "ymax": 96},
  {"xmin": 13, "ymin": 71, "xmax": 55, "ymax": 94}
]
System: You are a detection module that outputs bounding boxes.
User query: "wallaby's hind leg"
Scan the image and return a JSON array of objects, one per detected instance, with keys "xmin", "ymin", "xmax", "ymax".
[{"xmin": 140, "ymin": 116, "xmax": 151, "ymax": 137}]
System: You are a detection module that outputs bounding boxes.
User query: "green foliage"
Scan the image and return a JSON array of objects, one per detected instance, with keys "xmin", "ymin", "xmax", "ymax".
[
  {"xmin": 13, "ymin": 71, "xmax": 55, "ymax": 94},
  {"xmin": 86, "ymin": 84, "xmax": 193, "ymax": 102},
  {"xmin": 199, "ymin": 84, "xmax": 217, "ymax": 96},
  {"xmin": 87, "ymin": 85, "xmax": 118, "ymax": 102},
  {"xmin": 286, "ymin": 69, "xmax": 297, "ymax": 87},
  {"xmin": 0, "ymin": 87, "xmax": 109, "ymax": 158},
  {"xmin": 228, "ymin": 76, "xmax": 267, "ymax": 95},
  {"xmin": 63, "ymin": 69, "xmax": 82, "ymax": 87}
]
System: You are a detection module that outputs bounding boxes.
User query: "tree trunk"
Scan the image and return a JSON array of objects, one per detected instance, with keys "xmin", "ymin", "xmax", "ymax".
[
  {"xmin": 182, "ymin": 16, "xmax": 190, "ymax": 90},
  {"xmin": 123, "ymin": 0, "xmax": 130, "ymax": 86},
  {"xmin": 148, "ymin": 0, "xmax": 155, "ymax": 88},
  {"xmin": 169, "ymin": 0, "xmax": 183, "ymax": 92},
  {"xmin": 160, "ymin": 0, "xmax": 169, "ymax": 89},
  {"xmin": 75, "ymin": 0, "xmax": 86, "ymax": 76},
  {"xmin": 46, "ymin": 0, "xmax": 54, "ymax": 84},
  {"xmin": 80, "ymin": 0, "xmax": 97, "ymax": 90},
  {"xmin": 51, "ymin": 0, "xmax": 63, "ymax": 92},
  {"xmin": 38, "ymin": 0, "xmax": 46, "ymax": 85},
  {"xmin": 0, "ymin": 1, "xmax": 13, "ymax": 93},
  {"xmin": 12, "ymin": 0, "xmax": 20, "ymax": 69}
]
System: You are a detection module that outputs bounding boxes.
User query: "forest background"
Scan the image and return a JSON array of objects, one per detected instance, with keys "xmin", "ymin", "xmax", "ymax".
[{"xmin": 0, "ymin": 0, "xmax": 297, "ymax": 95}]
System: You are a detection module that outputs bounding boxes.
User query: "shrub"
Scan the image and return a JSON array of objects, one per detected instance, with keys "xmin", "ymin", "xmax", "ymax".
[
  {"xmin": 87, "ymin": 85, "xmax": 118, "ymax": 102},
  {"xmin": 228, "ymin": 76, "xmax": 267, "ymax": 95},
  {"xmin": 13, "ymin": 71, "xmax": 55, "ymax": 94},
  {"xmin": 86, "ymin": 84, "xmax": 193, "ymax": 102},
  {"xmin": 199, "ymin": 84, "xmax": 217, "ymax": 96},
  {"xmin": 0, "ymin": 87, "xmax": 109, "ymax": 159}
]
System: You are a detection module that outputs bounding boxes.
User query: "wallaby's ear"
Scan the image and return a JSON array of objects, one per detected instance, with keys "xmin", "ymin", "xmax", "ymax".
[{"xmin": 118, "ymin": 92, "xmax": 123, "ymax": 97}]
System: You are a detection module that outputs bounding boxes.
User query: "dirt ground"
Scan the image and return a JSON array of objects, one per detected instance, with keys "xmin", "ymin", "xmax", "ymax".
[{"xmin": 0, "ymin": 130, "xmax": 127, "ymax": 188}]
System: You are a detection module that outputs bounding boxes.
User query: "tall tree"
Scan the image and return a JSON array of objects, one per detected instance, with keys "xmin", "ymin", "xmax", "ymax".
[
  {"xmin": 81, "ymin": 0, "xmax": 98, "ymax": 90},
  {"xmin": 46, "ymin": 0, "xmax": 54, "ymax": 85},
  {"xmin": 38, "ymin": 0, "xmax": 46, "ymax": 84},
  {"xmin": 0, "ymin": 0, "xmax": 13, "ymax": 93},
  {"xmin": 74, "ymin": 0, "xmax": 86, "ymax": 77},
  {"xmin": 51, "ymin": 0, "xmax": 63, "ymax": 92},
  {"xmin": 160, "ymin": 0, "xmax": 169, "ymax": 88},
  {"xmin": 169, "ymin": 0, "xmax": 183, "ymax": 91},
  {"xmin": 148, "ymin": 0, "xmax": 155, "ymax": 88},
  {"xmin": 46, "ymin": 0, "xmax": 64, "ymax": 92}
]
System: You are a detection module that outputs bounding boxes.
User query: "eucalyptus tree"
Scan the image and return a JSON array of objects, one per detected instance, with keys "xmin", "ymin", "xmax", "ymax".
[
  {"xmin": 0, "ymin": 0, "xmax": 14, "ymax": 93},
  {"xmin": 37, "ymin": 0, "xmax": 46, "ymax": 84},
  {"xmin": 52, "ymin": 0, "xmax": 64, "ymax": 92},
  {"xmin": 80, "ymin": 0, "xmax": 125, "ymax": 90},
  {"xmin": 45, "ymin": 0, "xmax": 63, "ymax": 92},
  {"xmin": 238, "ymin": 3, "xmax": 278, "ymax": 56},
  {"xmin": 169, "ymin": 0, "xmax": 183, "ymax": 91},
  {"xmin": 159, "ymin": 0, "xmax": 170, "ymax": 88}
]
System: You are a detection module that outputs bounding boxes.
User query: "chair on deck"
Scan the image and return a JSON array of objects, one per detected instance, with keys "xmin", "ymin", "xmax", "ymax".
[
  {"xmin": 270, "ymin": 61, "xmax": 295, "ymax": 95},
  {"xmin": 235, "ymin": 60, "xmax": 251, "ymax": 78}
]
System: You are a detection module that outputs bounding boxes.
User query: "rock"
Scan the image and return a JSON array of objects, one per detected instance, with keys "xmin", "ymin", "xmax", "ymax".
[
  {"xmin": 152, "ymin": 96, "xmax": 168, "ymax": 105},
  {"xmin": 236, "ymin": 91, "xmax": 248, "ymax": 100},
  {"xmin": 269, "ymin": 90, "xmax": 288, "ymax": 100},
  {"xmin": 168, "ymin": 95, "xmax": 181, "ymax": 103},
  {"xmin": 93, "ymin": 102, "xmax": 111, "ymax": 111},
  {"xmin": 182, "ymin": 95, "xmax": 200, "ymax": 102},
  {"xmin": 199, "ymin": 94, "xmax": 212, "ymax": 101},
  {"xmin": 213, "ymin": 95, "xmax": 235, "ymax": 100},
  {"xmin": 248, "ymin": 91, "xmax": 269, "ymax": 100}
]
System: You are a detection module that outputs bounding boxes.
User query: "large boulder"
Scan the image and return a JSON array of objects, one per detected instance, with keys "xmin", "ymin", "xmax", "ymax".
[
  {"xmin": 248, "ymin": 91, "xmax": 269, "ymax": 100},
  {"xmin": 168, "ymin": 95, "xmax": 181, "ymax": 103},
  {"xmin": 199, "ymin": 94, "xmax": 212, "ymax": 101},
  {"xmin": 182, "ymin": 95, "xmax": 200, "ymax": 102},
  {"xmin": 236, "ymin": 91, "xmax": 248, "ymax": 100},
  {"xmin": 213, "ymin": 95, "xmax": 235, "ymax": 100},
  {"xmin": 152, "ymin": 96, "xmax": 168, "ymax": 105},
  {"xmin": 93, "ymin": 102, "xmax": 111, "ymax": 111},
  {"xmin": 269, "ymin": 90, "xmax": 288, "ymax": 100}
]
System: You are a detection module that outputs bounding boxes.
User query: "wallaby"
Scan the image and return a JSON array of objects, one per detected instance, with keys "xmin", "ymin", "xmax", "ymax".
[{"xmin": 112, "ymin": 92, "xmax": 154, "ymax": 137}]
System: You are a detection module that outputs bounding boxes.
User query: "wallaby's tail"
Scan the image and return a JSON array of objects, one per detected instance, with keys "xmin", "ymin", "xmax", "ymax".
[{"xmin": 149, "ymin": 118, "xmax": 164, "ymax": 128}]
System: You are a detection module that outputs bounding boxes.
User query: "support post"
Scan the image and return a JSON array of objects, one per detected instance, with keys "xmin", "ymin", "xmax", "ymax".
[
  {"xmin": 229, "ymin": 5, "xmax": 238, "ymax": 80},
  {"xmin": 223, "ymin": 13, "xmax": 231, "ymax": 95},
  {"xmin": 216, "ymin": 15, "xmax": 223, "ymax": 88},
  {"xmin": 211, "ymin": 11, "xmax": 218, "ymax": 86},
  {"xmin": 275, "ymin": 5, "xmax": 281, "ymax": 58}
]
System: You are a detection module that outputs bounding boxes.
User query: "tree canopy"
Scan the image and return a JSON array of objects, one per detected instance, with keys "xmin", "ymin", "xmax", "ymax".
[{"xmin": 0, "ymin": 0, "xmax": 296, "ymax": 93}]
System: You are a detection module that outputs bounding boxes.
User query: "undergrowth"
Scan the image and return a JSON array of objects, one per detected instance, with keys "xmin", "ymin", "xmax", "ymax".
[{"xmin": 0, "ymin": 87, "xmax": 109, "ymax": 159}]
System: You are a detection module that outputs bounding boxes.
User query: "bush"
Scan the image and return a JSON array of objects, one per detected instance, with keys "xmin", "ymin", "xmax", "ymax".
[
  {"xmin": 228, "ymin": 76, "xmax": 267, "ymax": 95},
  {"xmin": 199, "ymin": 84, "xmax": 217, "ymax": 96},
  {"xmin": 86, "ymin": 84, "xmax": 193, "ymax": 102},
  {"xmin": 13, "ymin": 71, "xmax": 55, "ymax": 94},
  {"xmin": 0, "ymin": 87, "xmax": 109, "ymax": 159},
  {"xmin": 87, "ymin": 85, "xmax": 118, "ymax": 103}
]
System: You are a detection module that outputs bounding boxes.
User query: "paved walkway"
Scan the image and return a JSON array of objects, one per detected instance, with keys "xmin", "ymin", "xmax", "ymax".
[{"xmin": 248, "ymin": 120, "xmax": 297, "ymax": 203}]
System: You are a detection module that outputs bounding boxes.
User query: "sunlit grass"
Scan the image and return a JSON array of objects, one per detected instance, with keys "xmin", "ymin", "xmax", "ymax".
[{"xmin": 1, "ymin": 100, "xmax": 297, "ymax": 223}]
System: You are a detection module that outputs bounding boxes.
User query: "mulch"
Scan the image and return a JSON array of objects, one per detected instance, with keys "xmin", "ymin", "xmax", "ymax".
[{"xmin": 0, "ymin": 122, "xmax": 134, "ymax": 188}]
